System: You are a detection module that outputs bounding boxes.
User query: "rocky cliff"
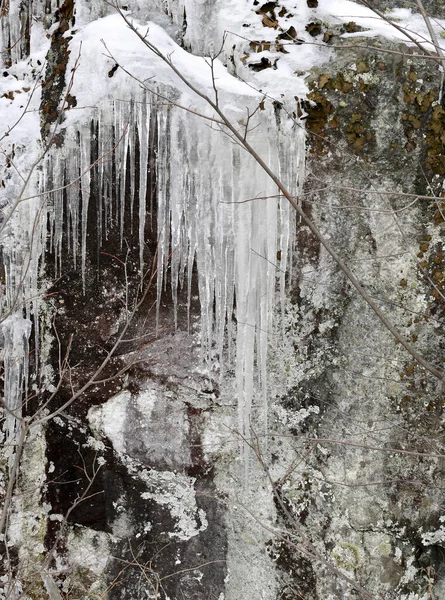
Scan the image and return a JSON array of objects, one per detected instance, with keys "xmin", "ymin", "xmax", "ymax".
[{"xmin": 1, "ymin": 1, "xmax": 445, "ymax": 599}]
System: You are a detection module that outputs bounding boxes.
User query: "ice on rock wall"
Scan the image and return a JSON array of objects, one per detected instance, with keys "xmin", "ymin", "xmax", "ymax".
[
  {"xmin": 45, "ymin": 13, "xmax": 305, "ymax": 452},
  {"xmin": 155, "ymin": 101, "xmax": 304, "ymax": 451},
  {"xmin": 0, "ymin": 179, "xmax": 47, "ymax": 454},
  {"xmin": 44, "ymin": 90, "xmax": 305, "ymax": 451},
  {"xmin": 1, "ymin": 11, "xmax": 306, "ymax": 466}
]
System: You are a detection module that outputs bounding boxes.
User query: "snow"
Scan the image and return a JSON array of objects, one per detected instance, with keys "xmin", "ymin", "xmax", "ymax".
[
  {"xmin": 65, "ymin": 14, "xmax": 259, "ymax": 124},
  {"xmin": 322, "ymin": 2, "xmax": 445, "ymax": 52},
  {"xmin": 215, "ymin": 0, "xmax": 445, "ymax": 106}
]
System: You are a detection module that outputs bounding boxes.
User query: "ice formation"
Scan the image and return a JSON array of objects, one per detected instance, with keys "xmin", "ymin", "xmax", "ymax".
[
  {"xmin": 46, "ymin": 91, "xmax": 305, "ymax": 451},
  {"xmin": 4, "ymin": 0, "xmax": 444, "ymax": 465},
  {"xmin": 0, "ymin": 10, "xmax": 307, "ymax": 464},
  {"xmin": 1, "ymin": 315, "xmax": 32, "ymax": 463}
]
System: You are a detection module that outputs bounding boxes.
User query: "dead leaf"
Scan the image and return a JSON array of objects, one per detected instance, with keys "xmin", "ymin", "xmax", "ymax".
[
  {"xmin": 262, "ymin": 14, "xmax": 278, "ymax": 28},
  {"xmin": 318, "ymin": 73, "xmax": 333, "ymax": 88},
  {"xmin": 344, "ymin": 21, "xmax": 357, "ymax": 33}
]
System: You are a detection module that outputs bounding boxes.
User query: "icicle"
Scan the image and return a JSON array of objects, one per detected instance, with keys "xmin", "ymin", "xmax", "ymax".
[
  {"xmin": 128, "ymin": 100, "xmax": 136, "ymax": 234},
  {"xmin": 80, "ymin": 126, "xmax": 91, "ymax": 289},
  {"xmin": 138, "ymin": 92, "xmax": 149, "ymax": 275},
  {"xmin": 148, "ymin": 111, "xmax": 157, "ymax": 231},
  {"xmin": 169, "ymin": 113, "xmax": 188, "ymax": 328},
  {"xmin": 65, "ymin": 133, "xmax": 81, "ymax": 270},
  {"xmin": 97, "ymin": 107, "xmax": 114, "ymax": 241},
  {"xmin": 277, "ymin": 123, "xmax": 305, "ymax": 333},
  {"xmin": 0, "ymin": 0, "xmax": 31, "ymax": 66},
  {"xmin": 1, "ymin": 314, "xmax": 32, "ymax": 467},
  {"xmin": 148, "ymin": 98, "xmax": 304, "ymax": 479},
  {"xmin": 115, "ymin": 100, "xmax": 130, "ymax": 249},
  {"xmin": 53, "ymin": 160, "xmax": 65, "ymax": 278},
  {"xmin": 156, "ymin": 106, "xmax": 172, "ymax": 331}
]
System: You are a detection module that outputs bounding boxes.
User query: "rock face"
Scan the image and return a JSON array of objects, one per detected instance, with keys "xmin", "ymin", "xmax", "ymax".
[
  {"xmin": 1, "ymin": 1, "xmax": 445, "ymax": 600},
  {"xmin": 374, "ymin": 0, "xmax": 445, "ymax": 18}
]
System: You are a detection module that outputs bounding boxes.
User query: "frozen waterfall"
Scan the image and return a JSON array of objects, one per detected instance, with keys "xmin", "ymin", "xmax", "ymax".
[
  {"xmin": 44, "ymin": 93, "xmax": 305, "ymax": 450},
  {"xmin": 1, "ymin": 12, "xmax": 306, "ymax": 469}
]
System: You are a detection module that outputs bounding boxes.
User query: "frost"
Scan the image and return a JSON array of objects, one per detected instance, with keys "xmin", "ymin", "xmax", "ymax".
[
  {"xmin": 399, "ymin": 555, "xmax": 420, "ymax": 587},
  {"xmin": 88, "ymin": 391, "xmax": 130, "ymax": 455},
  {"xmin": 140, "ymin": 469, "xmax": 208, "ymax": 541},
  {"xmin": 66, "ymin": 528, "xmax": 110, "ymax": 577},
  {"xmin": 89, "ymin": 391, "xmax": 206, "ymax": 541},
  {"xmin": 274, "ymin": 403, "xmax": 320, "ymax": 430},
  {"xmin": 84, "ymin": 436, "xmax": 106, "ymax": 452},
  {"xmin": 421, "ymin": 525, "xmax": 445, "ymax": 546},
  {"xmin": 49, "ymin": 514, "xmax": 64, "ymax": 522},
  {"xmin": 34, "ymin": 542, "xmax": 44, "ymax": 554}
]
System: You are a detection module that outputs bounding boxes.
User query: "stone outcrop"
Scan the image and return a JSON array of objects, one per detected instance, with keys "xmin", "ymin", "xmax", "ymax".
[{"xmin": 1, "ymin": 2, "xmax": 445, "ymax": 599}]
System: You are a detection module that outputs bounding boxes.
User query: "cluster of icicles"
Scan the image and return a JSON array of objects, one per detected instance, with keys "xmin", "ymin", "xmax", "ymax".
[{"xmin": 3, "ymin": 91, "xmax": 305, "ymax": 465}]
